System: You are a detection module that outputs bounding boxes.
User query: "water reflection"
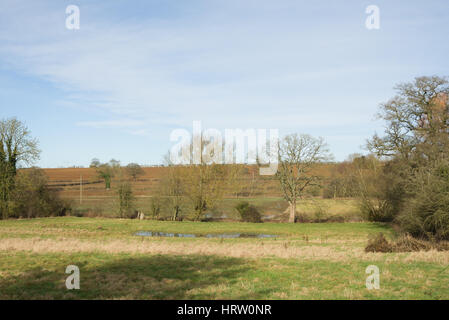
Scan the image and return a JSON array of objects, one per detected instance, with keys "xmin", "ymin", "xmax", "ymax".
[{"xmin": 135, "ymin": 231, "xmax": 276, "ymax": 238}]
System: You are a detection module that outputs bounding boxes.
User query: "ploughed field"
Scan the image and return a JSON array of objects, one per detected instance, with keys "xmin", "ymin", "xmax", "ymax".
[
  {"xmin": 43, "ymin": 166, "xmax": 284, "ymax": 199},
  {"xmin": 0, "ymin": 217, "xmax": 448, "ymax": 299}
]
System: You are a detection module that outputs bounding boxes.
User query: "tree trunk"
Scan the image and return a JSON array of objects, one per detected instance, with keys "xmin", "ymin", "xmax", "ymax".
[
  {"xmin": 195, "ymin": 207, "xmax": 203, "ymax": 221},
  {"xmin": 173, "ymin": 206, "xmax": 179, "ymax": 221},
  {"xmin": 105, "ymin": 177, "xmax": 111, "ymax": 190},
  {"xmin": 289, "ymin": 200, "xmax": 296, "ymax": 223}
]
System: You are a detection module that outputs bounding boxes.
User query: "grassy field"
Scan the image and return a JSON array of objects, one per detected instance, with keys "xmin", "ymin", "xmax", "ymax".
[
  {"xmin": 0, "ymin": 217, "xmax": 448, "ymax": 299},
  {"xmin": 67, "ymin": 190, "xmax": 361, "ymax": 222}
]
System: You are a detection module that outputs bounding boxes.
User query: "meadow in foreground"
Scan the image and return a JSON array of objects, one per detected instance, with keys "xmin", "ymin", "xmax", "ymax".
[{"xmin": 0, "ymin": 217, "xmax": 448, "ymax": 299}]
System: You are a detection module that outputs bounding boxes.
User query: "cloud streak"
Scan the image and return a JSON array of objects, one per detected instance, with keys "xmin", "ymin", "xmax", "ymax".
[{"xmin": 0, "ymin": 1, "xmax": 384, "ymax": 131}]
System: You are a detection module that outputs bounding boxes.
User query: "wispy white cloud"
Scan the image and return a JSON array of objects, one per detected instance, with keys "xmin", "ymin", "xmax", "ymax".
[{"xmin": 0, "ymin": 0, "xmax": 389, "ymax": 134}]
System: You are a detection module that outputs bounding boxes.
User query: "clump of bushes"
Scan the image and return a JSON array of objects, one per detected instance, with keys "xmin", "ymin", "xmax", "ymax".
[
  {"xmin": 72, "ymin": 205, "xmax": 105, "ymax": 218},
  {"xmin": 7, "ymin": 168, "xmax": 71, "ymax": 219},
  {"xmin": 397, "ymin": 162, "xmax": 449, "ymax": 241},
  {"xmin": 365, "ymin": 232, "xmax": 449, "ymax": 253},
  {"xmin": 235, "ymin": 201, "xmax": 262, "ymax": 223},
  {"xmin": 72, "ymin": 208, "xmax": 88, "ymax": 217},
  {"xmin": 356, "ymin": 158, "xmax": 449, "ymax": 240},
  {"xmin": 356, "ymin": 159, "xmax": 405, "ymax": 223}
]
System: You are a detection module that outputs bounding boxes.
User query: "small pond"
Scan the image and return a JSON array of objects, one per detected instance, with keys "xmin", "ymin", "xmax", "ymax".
[{"xmin": 135, "ymin": 231, "xmax": 277, "ymax": 238}]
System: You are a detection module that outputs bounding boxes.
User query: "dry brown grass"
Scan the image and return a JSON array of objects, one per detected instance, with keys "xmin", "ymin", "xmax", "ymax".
[{"xmin": 1, "ymin": 236, "xmax": 448, "ymax": 264}]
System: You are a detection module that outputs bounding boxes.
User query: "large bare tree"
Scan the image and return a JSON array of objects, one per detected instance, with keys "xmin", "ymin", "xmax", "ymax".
[
  {"xmin": 368, "ymin": 76, "xmax": 449, "ymax": 163},
  {"xmin": 159, "ymin": 164, "xmax": 185, "ymax": 221},
  {"xmin": 276, "ymin": 134, "xmax": 332, "ymax": 223}
]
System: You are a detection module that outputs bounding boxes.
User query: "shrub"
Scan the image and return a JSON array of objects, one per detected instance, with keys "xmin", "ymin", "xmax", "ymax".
[
  {"xmin": 235, "ymin": 201, "xmax": 262, "ymax": 223},
  {"xmin": 356, "ymin": 159, "xmax": 406, "ymax": 222},
  {"xmin": 8, "ymin": 168, "xmax": 71, "ymax": 219},
  {"xmin": 397, "ymin": 162, "xmax": 449, "ymax": 241},
  {"xmin": 294, "ymin": 213, "xmax": 309, "ymax": 223},
  {"xmin": 359, "ymin": 198, "xmax": 395, "ymax": 222},
  {"xmin": 72, "ymin": 208, "xmax": 88, "ymax": 217}
]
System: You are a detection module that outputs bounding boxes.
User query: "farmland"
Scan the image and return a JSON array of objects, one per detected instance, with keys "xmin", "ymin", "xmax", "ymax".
[{"xmin": 43, "ymin": 165, "xmax": 353, "ymax": 221}]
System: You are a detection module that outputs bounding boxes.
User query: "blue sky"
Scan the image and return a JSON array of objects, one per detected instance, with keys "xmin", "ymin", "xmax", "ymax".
[{"xmin": 1, "ymin": 0, "xmax": 448, "ymax": 168}]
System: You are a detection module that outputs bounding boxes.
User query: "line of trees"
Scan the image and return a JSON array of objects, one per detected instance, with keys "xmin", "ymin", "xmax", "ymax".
[{"xmin": 147, "ymin": 134, "xmax": 335, "ymax": 223}]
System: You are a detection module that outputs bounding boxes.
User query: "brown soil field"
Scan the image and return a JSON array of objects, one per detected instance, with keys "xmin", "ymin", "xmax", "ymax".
[
  {"xmin": 42, "ymin": 164, "xmax": 336, "ymax": 199},
  {"xmin": 44, "ymin": 167, "xmax": 170, "ymax": 197}
]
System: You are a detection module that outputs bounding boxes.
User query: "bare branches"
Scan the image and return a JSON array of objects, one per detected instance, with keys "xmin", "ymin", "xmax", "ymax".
[
  {"xmin": 368, "ymin": 76, "xmax": 449, "ymax": 161},
  {"xmin": 276, "ymin": 133, "xmax": 333, "ymax": 223}
]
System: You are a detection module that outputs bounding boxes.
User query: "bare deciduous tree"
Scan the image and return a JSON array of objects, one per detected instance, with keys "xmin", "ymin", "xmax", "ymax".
[
  {"xmin": 368, "ymin": 76, "xmax": 449, "ymax": 163},
  {"xmin": 182, "ymin": 163, "xmax": 239, "ymax": 221},
  {"xmin": 89, "ymin": 158, "xmax": 100, "ymax": 168},
  {"xmin": 276, "ymin": 134, "xmax": 332, "ymax": 223},
  {"xmin": 158, "ymin": 163, "xmax": 185, "ymax": 221},
  {"xmin": 164, "ymin": 136, "xmax": 241, "ymax": 221}
]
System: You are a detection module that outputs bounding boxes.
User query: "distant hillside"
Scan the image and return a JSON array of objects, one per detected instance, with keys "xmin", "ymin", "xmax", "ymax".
[{"xmin": 41, "ymin": 164, "xmax": 337, "ymax": 199}]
